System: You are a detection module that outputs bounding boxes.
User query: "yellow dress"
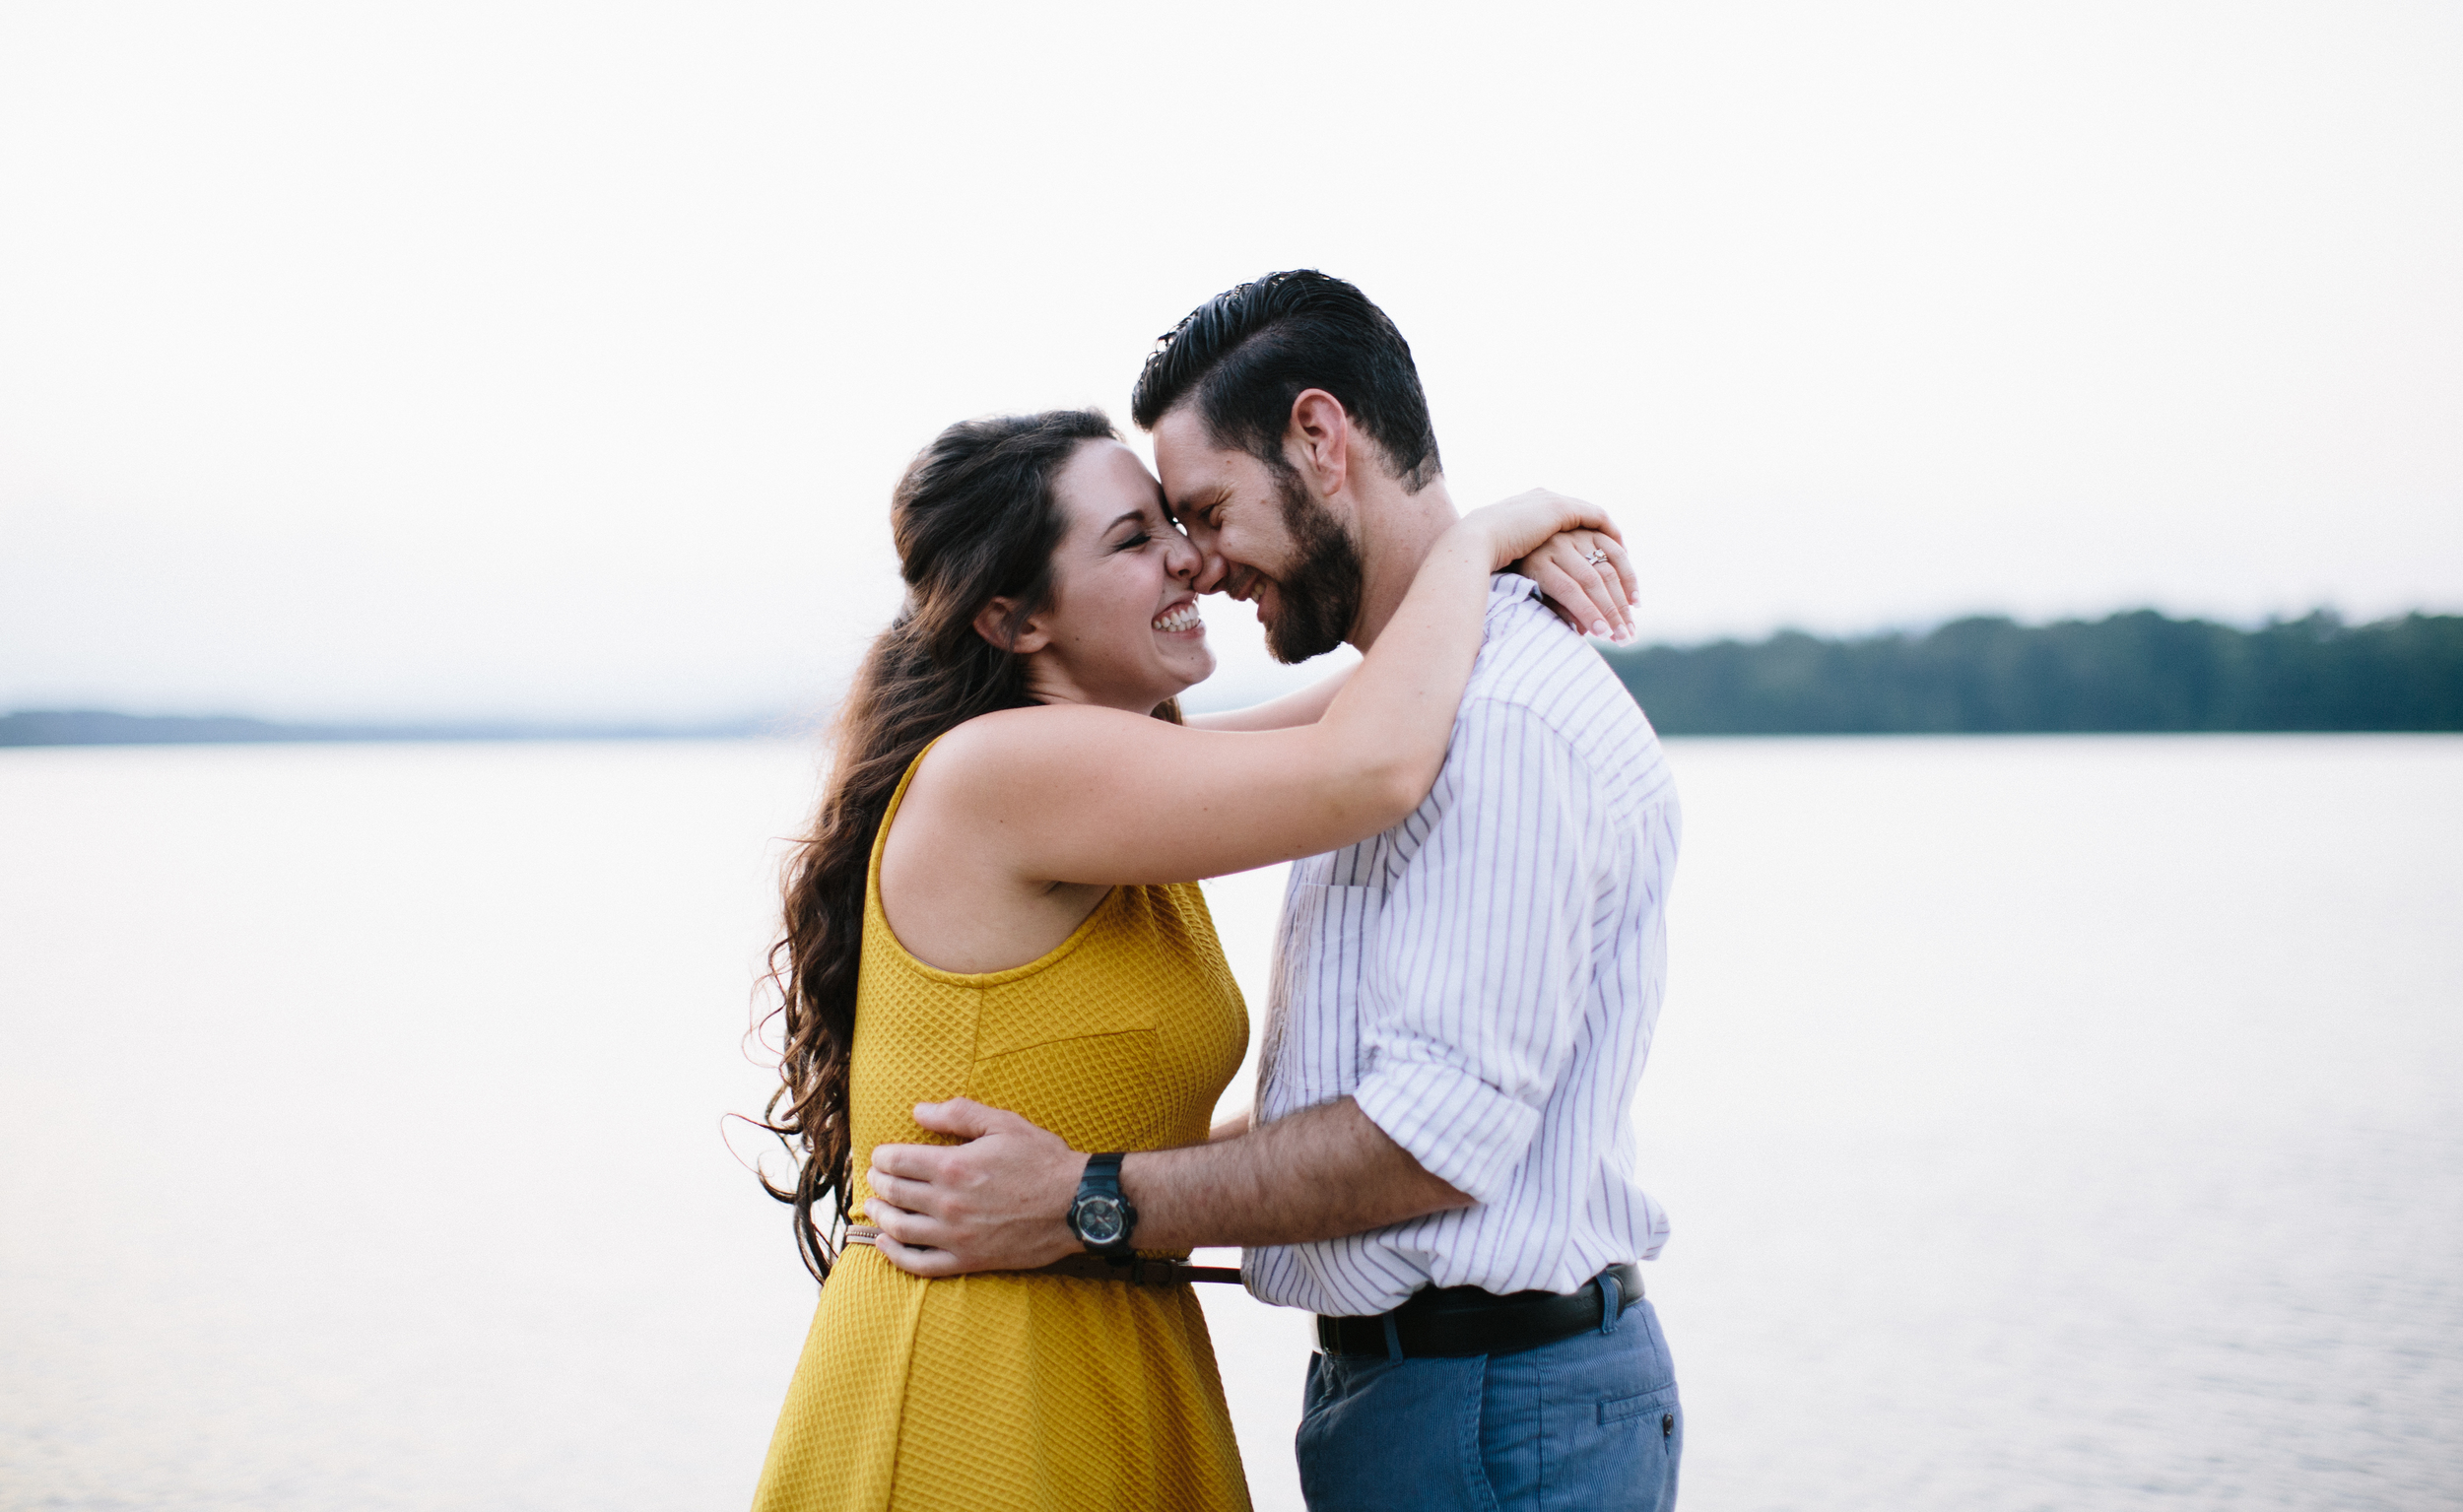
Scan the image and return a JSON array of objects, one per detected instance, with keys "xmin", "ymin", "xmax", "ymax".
[{"xmin": 752, "ymin": 749, "xmax": 1253, "ymax": 1512}]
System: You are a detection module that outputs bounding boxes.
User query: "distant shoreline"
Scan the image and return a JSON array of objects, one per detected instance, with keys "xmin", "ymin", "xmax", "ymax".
[
  {"xmin": 0, "ymin": 710, "xmax": 774, "ymax": 749},
  {"xmin": 13, "ymin": 608, "xmax": 2461, "ymax": 746},
  {"xmin": 1600, "ymin": 609, "xmax": 2463, "ymax": 735}
]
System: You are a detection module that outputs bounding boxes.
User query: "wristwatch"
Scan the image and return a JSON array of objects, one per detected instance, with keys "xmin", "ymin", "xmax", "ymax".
[{"xmin": 1067, "ymin": 1151, "xmax": 1137, "ymax": 1259}]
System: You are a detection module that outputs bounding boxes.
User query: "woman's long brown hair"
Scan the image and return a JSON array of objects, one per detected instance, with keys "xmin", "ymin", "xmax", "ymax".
[{"xmin": 757, "ymin": 408, "xmax": 1178, "ymax": 1282}]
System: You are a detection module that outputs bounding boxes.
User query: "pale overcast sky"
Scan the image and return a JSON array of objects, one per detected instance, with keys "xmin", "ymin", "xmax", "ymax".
[{"xmin": 2, "ymin": 2, "xmax": 2456, "ymax": 721}]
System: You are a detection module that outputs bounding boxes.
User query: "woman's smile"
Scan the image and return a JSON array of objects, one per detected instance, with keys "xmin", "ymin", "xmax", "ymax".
[{"xmin": 1153, "ymin": 599, "xmax": 1205, "ymax": 635}]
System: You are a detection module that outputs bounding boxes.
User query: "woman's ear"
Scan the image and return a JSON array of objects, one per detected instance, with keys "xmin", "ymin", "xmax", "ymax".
[{"xmin": 970, "ymin": 596, "xmax": 1052, "ymax": 655}]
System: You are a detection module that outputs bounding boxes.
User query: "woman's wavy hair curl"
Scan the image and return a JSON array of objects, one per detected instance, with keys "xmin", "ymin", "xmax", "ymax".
[{"xmin": 757, "ymin": 408, "xmax": 1177, "ymax": 1281}]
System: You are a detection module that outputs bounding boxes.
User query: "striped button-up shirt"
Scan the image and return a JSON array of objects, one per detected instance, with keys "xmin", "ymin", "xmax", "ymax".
[{"xmin": 1243, "ymin": 575, "xmax": 1682, "ymax": 1317}]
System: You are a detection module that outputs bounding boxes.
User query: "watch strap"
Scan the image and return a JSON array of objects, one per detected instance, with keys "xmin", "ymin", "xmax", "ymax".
[
  {"xmin": 1081, "ymin": 1150, "xmax": 1125, "ymax": 1196},
  {"xmin": 1071, "ymin": 1151, "xmax": 1136, "ymax": 1257}
]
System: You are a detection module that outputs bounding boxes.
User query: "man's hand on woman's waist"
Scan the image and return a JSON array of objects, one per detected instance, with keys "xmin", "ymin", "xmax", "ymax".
[{"xmin": 864, "ymin": 1095, "xmax": 1472, "ymax": 1278}]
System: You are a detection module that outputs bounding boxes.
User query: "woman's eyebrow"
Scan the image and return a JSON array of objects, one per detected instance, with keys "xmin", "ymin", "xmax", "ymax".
[{"xmin": 1102, "ymin": 509, "xmax": 1148, "ymax": 537}]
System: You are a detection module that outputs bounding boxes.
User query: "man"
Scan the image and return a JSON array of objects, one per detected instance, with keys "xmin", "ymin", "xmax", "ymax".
[{"xmin": 863, "ymin": 271, "xmax": 1685, "ymax": 1509}]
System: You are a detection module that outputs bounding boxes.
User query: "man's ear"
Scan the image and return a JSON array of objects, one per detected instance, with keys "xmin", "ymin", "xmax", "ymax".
[
  {"xmin": 971, "ymin": 596, "xmax": 1052, "ymax": 655},
  {"xmin": 1285, "ymin": 388, "xmax": 1352, "ymax": 500}
]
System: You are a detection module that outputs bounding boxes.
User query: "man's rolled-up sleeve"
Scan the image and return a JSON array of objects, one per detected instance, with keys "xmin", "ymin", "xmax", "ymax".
[{"xmin": 1349, "ymin": 698, "xmax": 1600, "ymax": 1206}]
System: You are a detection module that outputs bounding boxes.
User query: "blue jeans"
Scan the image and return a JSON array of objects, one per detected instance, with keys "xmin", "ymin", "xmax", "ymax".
[{"xmin": 1295, "ymin": 1296, "xmax": 1683, "ymax": 1511}]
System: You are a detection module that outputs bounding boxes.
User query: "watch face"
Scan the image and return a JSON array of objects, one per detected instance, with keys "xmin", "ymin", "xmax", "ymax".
[{"xmin": 1074, "ymin": 1195, "xmax": 1125, "ymax": 1245}]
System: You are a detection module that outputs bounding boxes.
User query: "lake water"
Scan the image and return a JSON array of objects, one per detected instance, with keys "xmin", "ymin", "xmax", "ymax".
[{"xmin": 3, "ymin": 736, "xmax": 2457, "ymax": 1511}]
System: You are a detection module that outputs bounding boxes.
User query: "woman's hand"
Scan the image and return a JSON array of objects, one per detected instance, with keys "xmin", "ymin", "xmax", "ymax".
[
  {"xmin": 1515, "ymin": 526, "xmax": 1639, "ymax": 641},
  {"xmin": 1463, "ymin": 489, "xmax": 1639, "ymax": 641}
]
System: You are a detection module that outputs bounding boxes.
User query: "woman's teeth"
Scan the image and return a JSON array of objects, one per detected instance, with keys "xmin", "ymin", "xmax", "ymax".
[{"xmin": 1153, "ymin": 603, "xmax": 1203, "ymax": 633}]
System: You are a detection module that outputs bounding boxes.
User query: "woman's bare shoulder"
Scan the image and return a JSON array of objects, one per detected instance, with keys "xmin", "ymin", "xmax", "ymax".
[{"xmin": 881, "ymin": 708, "xmax": 1128, "ymax": 966}]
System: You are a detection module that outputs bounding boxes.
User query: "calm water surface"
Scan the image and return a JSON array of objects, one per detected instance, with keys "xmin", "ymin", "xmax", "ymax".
[{"xmin": 2, "ymin": 736, "xmax": 2457, "ymax": 1510}]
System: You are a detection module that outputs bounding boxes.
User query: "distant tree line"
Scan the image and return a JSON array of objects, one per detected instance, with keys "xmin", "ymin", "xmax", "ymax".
[
  {"xmin": 12, "ymin": 611, "xmax": 2460, "ymax": 747},
  {"xmin": 1599, "ymin": 610, "xmax": 2463, "ymax": 735}
]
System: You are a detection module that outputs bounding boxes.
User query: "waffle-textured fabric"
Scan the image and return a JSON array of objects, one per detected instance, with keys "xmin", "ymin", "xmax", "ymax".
[{"xmin": 751, "ymin": 748, "xmax": 1253, "ymax": 1512}]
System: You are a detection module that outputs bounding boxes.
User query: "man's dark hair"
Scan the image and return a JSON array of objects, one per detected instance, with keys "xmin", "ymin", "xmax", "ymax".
[{"xmin": 1129, "ymin": 270, "xmax": 1443, "ymax": 493}]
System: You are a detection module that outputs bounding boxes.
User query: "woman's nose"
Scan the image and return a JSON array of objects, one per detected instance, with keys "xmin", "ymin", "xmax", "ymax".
[
  {"xmin": 1169, "ymin": 534, "xmax": 1227, "ymax": 593},
  {"xmin": 1167, "ymin": 533, "xmax": 1205, "ymax": 584}
]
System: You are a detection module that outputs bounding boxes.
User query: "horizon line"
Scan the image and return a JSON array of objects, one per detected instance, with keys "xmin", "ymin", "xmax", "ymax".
[{"xmin": 10, "ymin": 604, "xmax": 2459, "ymax": 748}]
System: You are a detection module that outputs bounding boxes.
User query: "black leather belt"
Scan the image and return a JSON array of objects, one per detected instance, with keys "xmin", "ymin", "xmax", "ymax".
[
  {"xmin": 1022, "ymin": 1251, "xmax": 1243, "ymax": 1286},
  {"xmin": 1315, "ymin": 1263, "xmax": 1643, "ymax": 1359}
]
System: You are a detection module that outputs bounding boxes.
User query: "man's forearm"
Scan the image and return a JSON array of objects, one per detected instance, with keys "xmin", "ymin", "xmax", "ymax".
[{"xmin": 1123, "ymin": 1096, "xmax": 1472, "ymax": 1250}]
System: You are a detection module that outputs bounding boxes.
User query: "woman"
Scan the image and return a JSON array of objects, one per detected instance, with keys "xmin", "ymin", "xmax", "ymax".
[{"xmin": 752, "ymin": 409, "xmax": 1631, "ymax": 1512}]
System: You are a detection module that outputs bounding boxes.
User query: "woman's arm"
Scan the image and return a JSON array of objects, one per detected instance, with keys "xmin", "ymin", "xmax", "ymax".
[
  {"xmin": 1187, "ymin": 506, "xmax": 1640, "ymax": 733},
  {"xmin": 914, "ymin": 493, "xmax": 1618, "ymax": 887},
  {"xmin": 1185, "ymin": 663, "xmax": 1358, "ymax": 732}
]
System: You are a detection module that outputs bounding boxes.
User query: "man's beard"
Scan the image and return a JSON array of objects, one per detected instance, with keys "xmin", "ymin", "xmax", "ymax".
[{"xmin": 1261, "ymin": 469, "xmax": 1365, "ymax": 664}]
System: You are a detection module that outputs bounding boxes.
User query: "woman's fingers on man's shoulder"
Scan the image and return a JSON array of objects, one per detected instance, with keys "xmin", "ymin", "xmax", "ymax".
[
  {"xmin": 1532, "ymin": 544, "xmax": 1622, "ymax": 639},
  {"xmin": 1604, "ymin": 536, "xmax": 1639, "ymax": 605},
  {"xmin": 1578, "ymin": 549, "xmax": 1632, "ymax": 638}
]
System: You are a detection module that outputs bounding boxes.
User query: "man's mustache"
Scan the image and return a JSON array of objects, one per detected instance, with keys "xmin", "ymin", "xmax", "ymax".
[{"xmin": 1217, "ymin": 566, "xmax": 1270, "ymax": 606}]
